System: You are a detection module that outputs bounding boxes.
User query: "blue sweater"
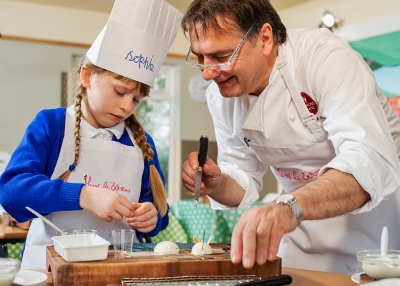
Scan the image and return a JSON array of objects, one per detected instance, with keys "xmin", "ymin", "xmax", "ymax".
[{"xmin": 0, "ymin": 108, "xmax": 168, "ymax": 238}]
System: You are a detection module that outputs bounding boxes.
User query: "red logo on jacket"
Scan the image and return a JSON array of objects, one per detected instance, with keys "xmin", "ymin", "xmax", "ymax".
[{"xmin": 301, "ymin": 92, "xmax": 318, "ymax": 115}]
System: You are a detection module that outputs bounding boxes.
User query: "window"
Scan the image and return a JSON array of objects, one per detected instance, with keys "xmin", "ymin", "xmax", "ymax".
[{"xmin": 135, "ymin": 65, "xmax": 181, "ymax": 204}]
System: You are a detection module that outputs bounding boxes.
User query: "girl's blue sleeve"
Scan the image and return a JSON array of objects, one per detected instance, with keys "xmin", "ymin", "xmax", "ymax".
[
  {"xmin": 0, "ymin": 108, "xmax": 84, "ymax": 222},
  {"xmin": 136, "ymin": 132, "xmax": 169, "ymax": 238}
]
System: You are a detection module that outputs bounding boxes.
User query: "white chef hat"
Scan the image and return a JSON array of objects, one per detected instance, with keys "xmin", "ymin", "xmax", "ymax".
[{"xmin": 86, "ymin": 0, "xmax": 182, "ymax": 86}]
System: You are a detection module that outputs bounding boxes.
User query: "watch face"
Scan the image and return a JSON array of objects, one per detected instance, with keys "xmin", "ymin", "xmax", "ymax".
[{"xmin": 275, "ymin": 194, "xmax": 294, "ymax": 204}]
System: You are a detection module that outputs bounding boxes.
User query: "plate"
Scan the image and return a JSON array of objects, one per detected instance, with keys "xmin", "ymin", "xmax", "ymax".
[
  {"xmin": 13, "ymin": 270, "xmax": 48, "ymax": 285},
  {"xmin": 368, "ymin": 279, "xmax": 400, "ymax": 285},
  {"xmin": 351, "ymin": 272, "xmax": 363, "ymax": 284}
]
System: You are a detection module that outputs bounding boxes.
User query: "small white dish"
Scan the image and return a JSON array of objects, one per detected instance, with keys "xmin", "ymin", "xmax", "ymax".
[
  {"xmin": 367, "ymin": 279, "xmax": 400, "ymax": 285},
  {"xmin": 351, "ymin": 272, "xmax": 363, "ymax": 284},
  {"xmin": 13, "ymin": 270, "xmax": 47, "ymax": 286},
  {"xmin": 51, "ymin": 234, "xmax": 110, "ymax": 262}
]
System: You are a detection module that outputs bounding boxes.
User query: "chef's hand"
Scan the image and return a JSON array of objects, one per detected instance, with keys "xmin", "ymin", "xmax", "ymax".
[
  {"xmin": 126, "ymin": 202, "xmax": 157, "ymax": 233},
  {"xmin": 181, "ymin": 152, "xmax": 222, "ymax": 196},
  {"xmin": 79, "ymin": 185, "xmax": 134, "ymax": 222},
  {"xmin": 230, "ymin": 203, "xmax": 298, "ymax": 269}
]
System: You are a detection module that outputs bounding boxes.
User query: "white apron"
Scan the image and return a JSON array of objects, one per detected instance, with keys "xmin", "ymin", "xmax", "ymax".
[
  {"xmin": 268, "ymin": 46, "xmax": 400, "ymax": 274},
  {"xmin": 22, "ymin": 106, "xmax": 143, "ymax": 269}
]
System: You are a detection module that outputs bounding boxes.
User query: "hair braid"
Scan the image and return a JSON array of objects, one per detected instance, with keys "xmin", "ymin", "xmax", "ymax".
[
  {"xmin": 126, "ymin": 115, "xmax": 168, "ymax": 216},
  {"xmin": 126, "ymin": 115, "xmax": 153, "ymax": 161},
  {"xmin": 58, "ymin": 84, "xmax": 84, "ymax": 181}
]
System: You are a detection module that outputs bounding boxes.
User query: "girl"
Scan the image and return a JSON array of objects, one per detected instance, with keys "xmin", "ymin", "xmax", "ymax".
[{"xmin": 0, "ymin": 56, "xmax": 169, "ymax": 269}]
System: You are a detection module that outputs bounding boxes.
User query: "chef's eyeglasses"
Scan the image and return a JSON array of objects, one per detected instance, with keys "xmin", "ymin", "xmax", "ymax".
[{"xmin": 186, "ymin": 26, "xmax": 253, "ymax": 71}]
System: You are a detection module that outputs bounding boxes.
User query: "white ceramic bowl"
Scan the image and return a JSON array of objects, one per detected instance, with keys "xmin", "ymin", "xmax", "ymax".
[
  {"xmin": 0, "ymin": 258, "xmax": 21, "ymax": 286},
  {"xmin": 357, "ymin": 250, "xmax": 400, "ymax": 279}
]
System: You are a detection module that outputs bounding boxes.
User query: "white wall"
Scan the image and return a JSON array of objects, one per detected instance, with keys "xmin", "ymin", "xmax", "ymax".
[
  {"xmin": 279, "ymin": 0, "xmax": 399, "ymax": 30},
  {"xmin": 0, "ymin": 0, "xmax": 190, "ymax": 56},
  {"xmin": 1, "ymin": 0, "xmax": 399, "ymax": 53},
  {"xmin": 0, "ymin": 39, "xmax": 88, "ymax": 153}
]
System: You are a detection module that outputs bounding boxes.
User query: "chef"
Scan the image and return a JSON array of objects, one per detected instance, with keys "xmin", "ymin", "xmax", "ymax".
[
  {"xmin": 181, "ymin": 0, "xmax": 400, "ymax": 274},
  {"xmin": 0, "ymin": 0, "xmax": 182, "ymax": 270}
]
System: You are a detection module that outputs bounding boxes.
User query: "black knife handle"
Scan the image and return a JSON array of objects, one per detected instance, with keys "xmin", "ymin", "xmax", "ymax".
[
  {"xmin": 198, "ymin": 135, "xmax": 209, "ymax": 167},
  {"xmin": 234, "ymin": 274, "xmax": 292, "ymax": 286}
]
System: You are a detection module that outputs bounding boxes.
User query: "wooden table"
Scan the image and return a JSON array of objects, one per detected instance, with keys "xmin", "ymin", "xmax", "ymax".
[
  {"xmin": 17, "ymin": 267, "xmax": 357, "ymax": 286},
  {"xmin": 283, "ymin": 267, "xmax": 356, "ymax": 285},
  {"xmin": 4, "ymin": 237, "xmax": 357, "ymax": 285},
  {"xmin": 0, "ymin": 226, "xmax": 28, "ymax": 243},
  {"xmin": 10, "ymin": 242, "xmax": 358, "ymax": 286}
]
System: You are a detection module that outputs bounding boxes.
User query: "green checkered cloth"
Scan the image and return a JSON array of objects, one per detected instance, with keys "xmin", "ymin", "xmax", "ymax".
[
  {"xmin": 169, "ymin": 200, "xmax": 265, "ymax": 243},
  {"xmin": 170, "ymin": 201, "xmax": 230, "ymax": 243},
  {"xmin": 152, "ymin": 211, "xmax": 189, "ymax": 243},
  {"xmin": 153, "ymin": 200, "xmax": 265, "ymax": 244},
  {"xmin": 6, "ymin": 243, "xmax": 24, "ymax": 260},
  {"xmin": 219, "ymin": 201, "xmax": 264, "ymax": 238}
]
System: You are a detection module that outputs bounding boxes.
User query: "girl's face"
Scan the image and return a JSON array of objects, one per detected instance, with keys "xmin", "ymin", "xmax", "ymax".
[{"xmin": 80, "ymin": 66, "xmax": 145, "ymax": 129}]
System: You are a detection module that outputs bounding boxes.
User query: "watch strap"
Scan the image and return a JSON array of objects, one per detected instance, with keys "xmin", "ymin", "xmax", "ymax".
[
  {"xmin": 288, "ymin": 200, "xmax": 303, "ymax": 225},
  {"xmin": 274, "ymin": 195, "xmax": 303, "ymax": 225}
]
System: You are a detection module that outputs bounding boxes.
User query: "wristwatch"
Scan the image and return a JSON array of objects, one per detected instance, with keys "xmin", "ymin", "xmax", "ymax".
[{"xmin": 273, "ymin": 194, "xmax": 303, "ymax": 225}]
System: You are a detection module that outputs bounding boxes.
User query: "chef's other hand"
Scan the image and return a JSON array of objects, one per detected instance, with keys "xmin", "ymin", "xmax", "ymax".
[
  {"xmin": 126, "ymin": 202, "xmax": 157, "ymax": 233},
  {"xmin": 181, "ymin": 151, "xmax": 222, "ymax": 196},
  {"xmin": 230, "ymin": 203, "xmax": 298, "ymax": 269},
  {"xmin": 79, "ymin": 185, "xmax": 134, "ymax": 222}
]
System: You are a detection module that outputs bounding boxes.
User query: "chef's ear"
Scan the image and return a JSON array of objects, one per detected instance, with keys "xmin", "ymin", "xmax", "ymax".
[
  {"xmin": 79, "ymin": 65, "xmax": 91, "ymax": 88},
  {"xmin": 259, "ymin": 23, "xmax": 274, "ymax": 55}
]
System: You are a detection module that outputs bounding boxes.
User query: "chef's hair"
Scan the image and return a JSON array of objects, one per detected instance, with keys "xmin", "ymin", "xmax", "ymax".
[
  {"xmin": 58, "ymin": 57, "xmax": 168, "ymax": 216},
  {"xmin": 181, "ymin": 0, "xmax": 287, "ymax": 46}
]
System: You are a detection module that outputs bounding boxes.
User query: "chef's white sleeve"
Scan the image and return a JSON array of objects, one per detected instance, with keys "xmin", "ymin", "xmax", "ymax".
[
  {"xmin": 205, "ymin": 83, "xmax": 266, "ymax": 210},
  {"xmin": 313, "ymin": 38, "xmax": 400, "ymax": 214}
]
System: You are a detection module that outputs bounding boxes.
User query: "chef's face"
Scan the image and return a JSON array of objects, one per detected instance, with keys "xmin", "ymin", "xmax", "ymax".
[
  {"xmin": 188, "ymin": 20, "xmax": 277, "ymax": 97},
  {"xmin": 80, "ymin": 66, "xmax": 145, "ymax": 129}
]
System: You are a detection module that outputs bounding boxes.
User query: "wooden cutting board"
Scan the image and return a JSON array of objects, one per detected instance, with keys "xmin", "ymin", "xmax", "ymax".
[{"xmin": 46, "ymin": 244, "xmax": 281, "ymax": 286}]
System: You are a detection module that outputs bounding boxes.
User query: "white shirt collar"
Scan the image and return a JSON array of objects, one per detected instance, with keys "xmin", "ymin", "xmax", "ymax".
[{"xmin": 80, "ymin": 118, "xmax": 126, "ymax": 140}]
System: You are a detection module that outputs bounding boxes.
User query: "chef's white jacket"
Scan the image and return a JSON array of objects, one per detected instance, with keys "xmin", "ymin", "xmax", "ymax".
[{"xmin": 206, "ymin": 28, "xmax": 400, "ymax": 274}]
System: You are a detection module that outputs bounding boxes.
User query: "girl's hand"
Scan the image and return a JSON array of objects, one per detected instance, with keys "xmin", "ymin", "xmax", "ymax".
[
  {"xmin": 79, "ymin": 185, "xmax": 134, "ymax": 222},
  {"xmin": 126, "ymin": 202, "xmax": 158, "ymax": 233}
]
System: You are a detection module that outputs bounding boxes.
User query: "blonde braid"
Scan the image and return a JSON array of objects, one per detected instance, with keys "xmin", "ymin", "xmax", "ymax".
[
  {"xmin": 126, "ymin": 115, "xmax": 168, "ymax": 216},
  {"xmin": 126, "ymin": 115, "xmax": 153, "ymax": 161},
  {"xmin": 58, "ymin": 85, "xmax": 84, "ymax": 181}
]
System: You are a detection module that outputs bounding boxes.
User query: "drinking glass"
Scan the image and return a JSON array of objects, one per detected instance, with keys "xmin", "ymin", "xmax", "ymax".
[{"xmin": 111, "ymin": 229, "xmax": 135, "ymax": 258}]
